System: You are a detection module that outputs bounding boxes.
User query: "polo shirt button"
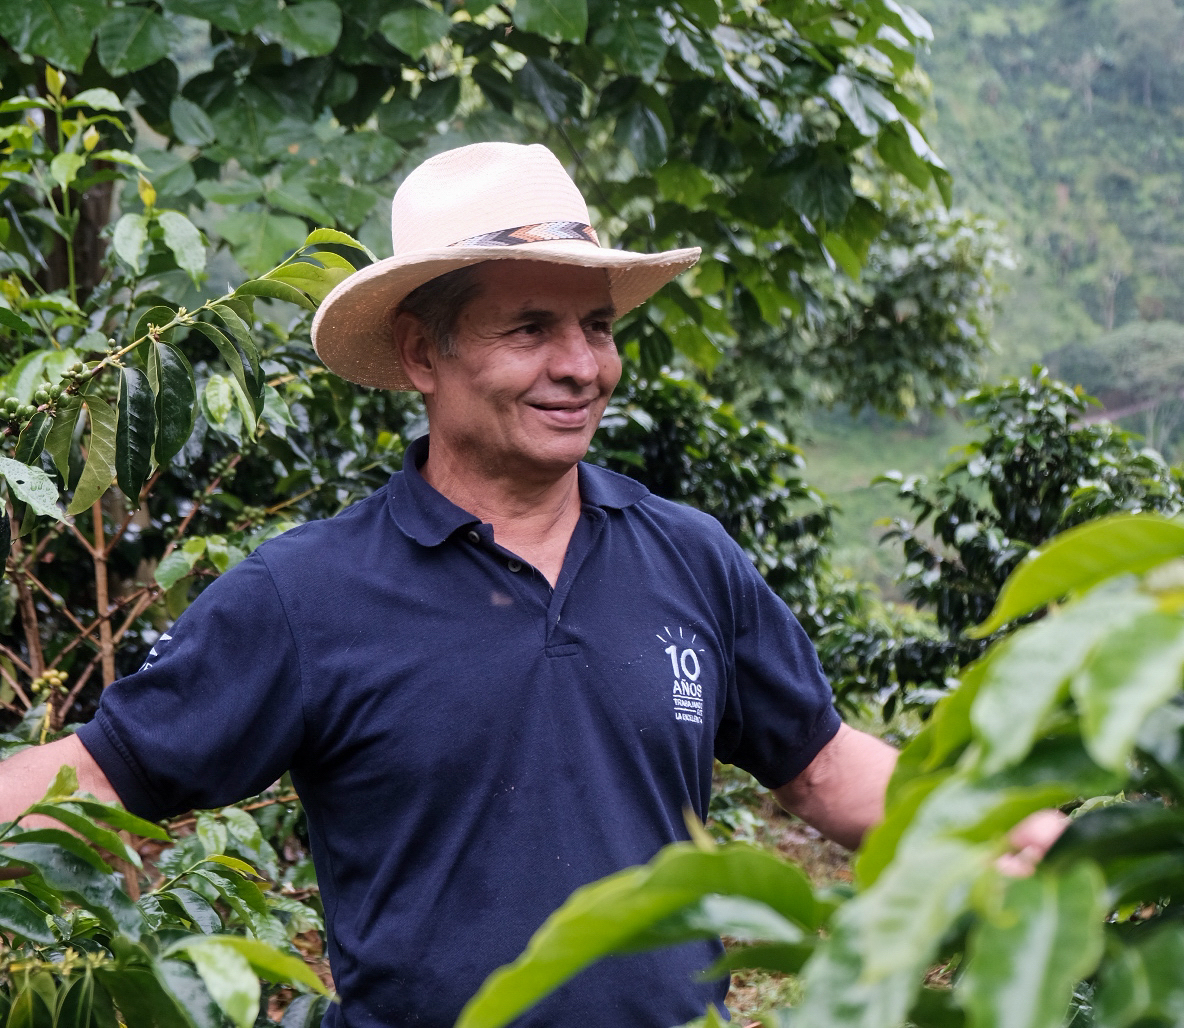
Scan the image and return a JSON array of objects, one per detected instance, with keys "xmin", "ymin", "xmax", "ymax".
[
  {"xmin": 507, "ymin": 559, "xmax": 522, "ymax": 573},
  {"xmin": 466, "ymin": 530, "xmax": 480, "ymax": 544}
]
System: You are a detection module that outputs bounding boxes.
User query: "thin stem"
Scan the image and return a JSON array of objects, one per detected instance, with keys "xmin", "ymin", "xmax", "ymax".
[{"xmin": 92, "ymin": 500, "xmax": 116, "ymax": 687}]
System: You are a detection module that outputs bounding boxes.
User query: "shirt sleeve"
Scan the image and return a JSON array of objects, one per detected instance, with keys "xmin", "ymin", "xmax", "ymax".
[
  {"xmin": 76, "ymin": 551, "xmax": 305, "ymax": 821},
  {"xmin": 713, "ymin": 545, "xmax": 841, "ymax": 789}
]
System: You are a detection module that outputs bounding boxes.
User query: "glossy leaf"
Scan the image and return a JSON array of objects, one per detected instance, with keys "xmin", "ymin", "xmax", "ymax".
[
  {"xmin": 167, "ymin": 888, "xmax": 223, "ymax": 935},
  {"xmin": 303, "ymin": 228, "xmax": 375, "ymax": 260},
  {"xmin": 116, "ymin": 366, "xmax": 156, "ymax": 502},
  {"xmin": 146, "ymin": 341, "xmax": 196, "ymax": 463},
  {"xmin": 456, "ymin": 841, "xmax": 816, "ymax": 1028},
  {"xmin": 192, "ymin": 318, "xmax": 261, "ymax": 408},
  {"xmin": 972, "ymin": 514, "xmax": 1184, "ymax": 637},
  {"xmin": 379, "ymin": 4, "xmax": 451, "ymax": 59},
  {"xmin": 153, "ymin": 960, "xmax": 222, "ymax": 1028},
  {"xmin": 178, "ymin": 941, "xmax": 259, "ymax": 1028},
  {"xmin": 2, "ymin": 841, "xmax": 142, "ymax": 938},
  {"xmin": 514, "ymin": 0, "xmax": 587, "ymax": 41},
  {"xmin": 0, "ymin": 455, "xmax": 64, "ymax": 522},
  {"xmin": 158, "ymin": 211, "xmax": 206, "ymax": 279},
  {"xmin": 96, "ymin": 6, "xmax": 179, "ymax": 75},
  {"xmin": 169, "ymin": 97, "xmax": 217, "ymax": 147},
  {"xmin": 971, "ymin": 585, "xmax": 1152, "ymax": 774},
  {"xmin": 0, "ymin": 889, "xmax": 56, "ymax": 944},
  {"xmin": 234, "ymin": 278, "xmax": 317, "ymax": 311},
  {"xmin": 0, "ymin": 0, "xmax": 105, "ymax": 72},
  {"xmin": 26, "ymin": 802, "xmax": 142, "ymax": 866},
  {"xmin": 258, "ymin": 0, "xmax": 342, "ymax": 58},
  {"xmin": 262, "ymin": 261, "xmax": 350, "ymax": 303},
  {"xmin": 1072, "ymin": 608, "xmax": 1184, "ymax": 770},
  {"xmin": 45, "ymin": 395, "xmax": 82, "ymax": 480},
  {"xmin": 95, "ymin": 967, "xmax": 187, "ymax": 1028},
  {"xmin": 168, "ymin": 935, "xmax": 329, "ymax": 994},
  {"xmin": 66, "ymin": 392, "xmax": 118, "ymax": 516},
  {"xmin": 15, "ymin": 411, "xmax": 52, "ymax": 465},
  {"xmin": 65, "ymin": 797, "xmax": 169, "ymax": 840},
  {"xmin": 960, "ymin": 863, "xmax": 1106, "ymax": 1028}
]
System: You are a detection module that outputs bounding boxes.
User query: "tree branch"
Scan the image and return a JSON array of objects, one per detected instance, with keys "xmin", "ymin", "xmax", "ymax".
[{"xmin": 92, "ymin": 500, "xmax": 116, "ymax": 687}]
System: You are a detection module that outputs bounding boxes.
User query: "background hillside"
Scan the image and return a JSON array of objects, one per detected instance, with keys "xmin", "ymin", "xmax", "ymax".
[{"xmin": 803, "ymin": 0, "xmax": 1184, "ymax": 584}]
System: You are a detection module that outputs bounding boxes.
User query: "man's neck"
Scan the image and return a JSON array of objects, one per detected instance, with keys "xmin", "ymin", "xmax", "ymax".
[{"xmin": 419, "ymin": 444, "xmax": 583, "ymax": 587}]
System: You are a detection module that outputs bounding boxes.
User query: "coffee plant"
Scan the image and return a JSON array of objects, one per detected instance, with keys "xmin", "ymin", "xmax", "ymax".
[{"xmin": 454, "ymin": 510, "xmax": 1184, "ymax": 1028}]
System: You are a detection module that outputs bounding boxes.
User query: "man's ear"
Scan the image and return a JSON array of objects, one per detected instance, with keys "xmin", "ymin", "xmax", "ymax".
[{"xmin": 392, "ymin": 311, "xmax": 437, "ymax": 397}]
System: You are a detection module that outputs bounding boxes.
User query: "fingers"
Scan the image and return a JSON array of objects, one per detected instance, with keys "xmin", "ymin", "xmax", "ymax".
[{"xmin": 997, "ymin": 809, "xmax": 1070, "ymax": 878}]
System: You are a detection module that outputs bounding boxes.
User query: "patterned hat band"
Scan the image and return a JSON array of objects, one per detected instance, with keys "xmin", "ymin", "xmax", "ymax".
[{"xmin": 450, "ymin": 221, "xmax": 600, "ymax": 248}]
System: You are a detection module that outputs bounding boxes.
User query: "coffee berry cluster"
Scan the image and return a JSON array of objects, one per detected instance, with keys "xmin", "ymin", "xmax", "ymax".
[{"xmin": 30, "ymin": 668, "xmax": 67, "ymax": 694}]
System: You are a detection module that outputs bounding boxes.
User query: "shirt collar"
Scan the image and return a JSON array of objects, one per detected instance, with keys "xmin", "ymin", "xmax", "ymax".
[{"xmin": 387, "ymin": 434, "xmax": 649, "ymax": 547}]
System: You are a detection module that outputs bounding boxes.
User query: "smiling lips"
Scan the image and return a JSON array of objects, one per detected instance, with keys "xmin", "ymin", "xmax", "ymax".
[{"xmin": 529, "ymin": 398, "xmax": 597, "ymax": 426}]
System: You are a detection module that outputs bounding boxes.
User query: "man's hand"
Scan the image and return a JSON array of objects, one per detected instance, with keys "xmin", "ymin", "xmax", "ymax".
[
  {"xmin": 773, "ymin": 723, "xmax": 899, "ymax": 850},
  {"xmin": 0, "ymin": 735, "xmax": 121, "ymax": 878},
  {"xmin": 996, "ymin": 809, "xmax": 1070, "ymax": 878}
]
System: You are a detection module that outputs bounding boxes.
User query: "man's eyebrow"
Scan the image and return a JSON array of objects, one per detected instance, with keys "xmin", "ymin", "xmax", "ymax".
[
  {"xmin": 505, "ymin": 304, "xmax": 618, "ymax": 322},
  {"xmin": 586, "ymin": 304, "xmax": 617, "ymax": 322}
]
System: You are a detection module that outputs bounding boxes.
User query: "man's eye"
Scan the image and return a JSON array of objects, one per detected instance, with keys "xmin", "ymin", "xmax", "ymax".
[{"xmin": 586, "ymin": 320, "xmax": 613, "ymax": 337}]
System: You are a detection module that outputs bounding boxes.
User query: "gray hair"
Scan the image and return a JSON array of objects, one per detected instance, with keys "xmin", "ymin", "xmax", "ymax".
[{"xmin": 394, "ymin": 264, "xmax": 485, "ymax": 357}]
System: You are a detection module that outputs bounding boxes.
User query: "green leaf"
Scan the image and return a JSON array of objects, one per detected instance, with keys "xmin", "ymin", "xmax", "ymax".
[
  {"xmin": 456, "ymin": 841, "xmax": 815, "ymax": 1028},
  {"xmin": 259, "ymin": 0, "xmax": 342, "ymax": 58},
  {"xmin": 614, "ymin": 103, "xmax": 668, "ymax": 170},
  {"xmin": 217, "ymin": 211, "xmax": 308, "ymax": 276},
  {"xmin": 0, "ymin": 456, "xmax": 64, "ymax": 522},
  {"xmin": 96, "ymin": 6, "xmax": 179, "ymax": 75},
  {"xmin": 959, "ymin": 863, "xmax": 1106, "ymax": 1028},
  {"xmin": 27, "ymin": 802, "xmax": 141, "ymax": 867},
  {"xmin": 514, "ymin": 59, "xmax": 583, "ymax": 122},
  {"xmin": 700, "ymin": 941, "xmax": 815, "ymax": 978},
  {"xmin": 166, "ymin": 887, "xmax": 223, "ymax": 934},
  {"xmin": 971, "ymin": 585, "xmax": 1153, "ymax": 775},
  {"xmin": 0, "ymin": 890, "xmax": 56, "ymax": 945},
  {"xmin": 592, "ymin": 18, "xmax": 667, "ymax": 81},
  {"xmin": 513, "ymin": 0, "xmax": 587, "ymax": 42},
  {"xmin": 2, "ymin": 841, "xmax": 142, "ymax": 938},
  {"xmin": 154, "ymin": 548, "xmax": 200, "ymax": 590},
  {"xmin": 95, "ymin": 967, "xmax": 187, "ymax": 1028},
  {"xmin": 66, "ymin": 392, "xmax": 118, "ymax": 516},
  {"xmin": 379, "ymin": 3, "xmax": 452, "ymax": 59},
  {"xmin": 876, "ymin": 120, "xmax": 932, "ymax": 191},
  {"xmin": 154, "ymin": 959, "xmax": 222, "ymax": 1028},
  {"xmin": 205, "ymin": 853, "xmax": 262, "ymax": 877},
  {"xmin": 265, "ymin": 260, "xmax": 350, "ymax": 302},
  {"xmin": 162, "ymin": 0, "xmax": 268, "ymax": 33},
  {"xmin": 169, "ymin": 97, "xmax": 217, "ymax": 147},
  {"xmin": 15, "ymin": 412, "xmax": 52, "ymax": 465},
  {"xmin": 193, "ymin": 318, "xmax": 260, "ymax": 408},
  {"xmin": 65, "ymin": 798, "xmax": 168, "ymax": 840},
  {"xmin": 147, "ymin": 342, "xmax": 196, "ymax": 464},
  {"xmin": 0, "ymin": 308, "xmax": 35, "ymax": 336},
  {"xmin": 207, "ymin": 306, "xmax": 263, "ymax": 398},
  {"xmin": 794, "ymin": 839, "xmax": 993, "ymax": 1028},
  {"xmin": 65, "ymin": 87, "xmax": 124, "ymax": 111},
  {"xmin": 169, "ymin": 935, "xmax": 329, "ymax": 995},
  {"xmin": 203, "ymin": 375, "xmax": 235, "ymax": 427},
  {"xmin": 0, "ymin": 0, "xmax": 105, "ymax": 72},
  {"xmin": 234, "ymin": 278, "xmax": 317, "ymax": 311},
  {"xmin": 972, "ymin": 514, "xmax": 1184, "ymax": 637},
  {"xmin": 197, "ymin": 177, "xmax": 264, "ymax": 205},
  {"xmin": 158, "ymin": 211, "xmax": 206, "ymax": 279},
  {"xmin": 116, "ymin": 366, "xmax": 156, "ymax": 502},
  {"xmin": 44, "ymin": 764, "xmax": 78, "ymax": 798},
  {"xmin": 45, "ymin": 395, "xmax": 82, "ymax": 480},
  {"xmin": 304, "ymin": 227, "xmax": 376, "ymax": 260},
  {"xmin": 113, "ymin": 213, "xmax": 149, "ymax": 271},
  {"xmin": 49, "ymin": 153, "xmax": 85, "ymax": 190}
]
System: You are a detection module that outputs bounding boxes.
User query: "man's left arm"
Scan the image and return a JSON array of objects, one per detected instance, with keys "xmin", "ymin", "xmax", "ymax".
[
  {"xmin": 772, "ymin": 723, "xmax": 898, "ymax": 851},
  {"xmin": 772, "ymin": 722, "xmax": 1069, "ymax": 865}
]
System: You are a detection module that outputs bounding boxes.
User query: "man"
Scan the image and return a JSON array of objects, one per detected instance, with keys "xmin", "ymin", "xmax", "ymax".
[{"xmin": 0, "ymin": 143, "xmax": 1033, "ymax": 1026}]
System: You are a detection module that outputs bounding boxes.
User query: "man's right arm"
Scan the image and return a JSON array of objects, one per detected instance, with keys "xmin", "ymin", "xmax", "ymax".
[{"xmin": 0, "ymin": 735, "xmax": 120, "ymax": 822}]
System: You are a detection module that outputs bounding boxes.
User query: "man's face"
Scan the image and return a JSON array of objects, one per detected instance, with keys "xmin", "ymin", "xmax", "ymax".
[{"xmin": 419, "ymin": 260, "xmax": 621, "ymax": 482}]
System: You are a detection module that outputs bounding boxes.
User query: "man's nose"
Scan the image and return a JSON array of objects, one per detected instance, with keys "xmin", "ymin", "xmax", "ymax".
[{"xmin": 549, "ymin": 321, "xmax": 599, "ymax": 384}]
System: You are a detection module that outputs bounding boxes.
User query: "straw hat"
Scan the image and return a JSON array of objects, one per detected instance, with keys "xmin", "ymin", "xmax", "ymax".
[{"xmin": 311, "ymin": 142, "xmax": 701, "ymax": 389}]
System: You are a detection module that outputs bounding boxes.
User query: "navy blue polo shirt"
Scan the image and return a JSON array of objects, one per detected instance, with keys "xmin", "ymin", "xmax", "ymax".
[{"xmin": 79, "ymin": 435, "xmax": 840, "ymax": 1028}]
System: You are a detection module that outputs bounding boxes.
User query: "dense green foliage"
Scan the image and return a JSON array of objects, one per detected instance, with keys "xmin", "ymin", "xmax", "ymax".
[
  {"xmin": 817, "ymin": 369, "xmax": 1184, "ymax": 718},
  {"xmin": 0, "ymin": 755, "xmax": 329, "ymax": 1028},
  {"xmin": 461, "ymin": 512, "xmax": 1184, "ymax": 1028}
]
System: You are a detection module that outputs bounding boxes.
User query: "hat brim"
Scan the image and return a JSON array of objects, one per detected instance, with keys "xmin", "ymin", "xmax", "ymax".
[{"xmin": 311, "ymin": 240, "xmax": 702, "ymax": 390}]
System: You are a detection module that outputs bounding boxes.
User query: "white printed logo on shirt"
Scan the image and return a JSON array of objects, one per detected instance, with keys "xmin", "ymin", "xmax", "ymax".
[
  {"xmin": 140, "ymin": 631, "xmax": 173, "ymax": 671},
  {"xmin": 657, "ymin": 626, "xmax": 704, "ymax": 725}
]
